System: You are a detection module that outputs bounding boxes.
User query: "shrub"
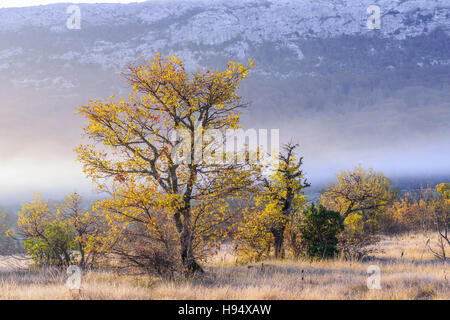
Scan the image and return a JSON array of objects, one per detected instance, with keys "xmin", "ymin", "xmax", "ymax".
[
  {"xmin": 14, "ymin": 193, "xmax": 103, "ymax": 269},
  {"xmin": 234, "ymin": 205, "xmax": 274, "ymax": 262},
  {"xmin": 299, "ymin": 204, "xmax": 344, "ymax": 259},
  {"xmin": 381, "ymin": 195, "xmax": 433, "ymax": 233},
  {"xmin": 23, "ymin": 220, "xmax": 75, "ymax": 267},
  {"xmin": 15, "ymin": 196, "xmax": 76, "ymax": 267}
]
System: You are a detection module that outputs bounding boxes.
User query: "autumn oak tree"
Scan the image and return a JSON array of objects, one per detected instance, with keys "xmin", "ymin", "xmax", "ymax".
[
  {"xmin": 321, "ymin": 165, "xmax": 393, "ymax": 228},
  {"xmin": 76, "ymin": 54, "xmax": 256, "ymax": 274},
  {"xmin": 319, "ymin": 166, "xmax": 394, "ymax": 258}
]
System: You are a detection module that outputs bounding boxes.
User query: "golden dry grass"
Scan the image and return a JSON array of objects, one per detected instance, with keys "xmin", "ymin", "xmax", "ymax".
[{"xmin": 0, "ymin": 232, "xmax": 448, "ymax": 300}]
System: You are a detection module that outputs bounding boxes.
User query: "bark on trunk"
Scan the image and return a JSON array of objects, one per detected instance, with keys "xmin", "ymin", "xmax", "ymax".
[
  {"xmin": 79, "ymin": 242, "xmax": 85, "ymax": 269},
  {"xmin": 180, "ymin": 227, "xmax": 203, "ymax": 274},
  {"xmin": 175, "ymin": 208, "xmax": 204, "ymax": 275},
  {"xmin": 273, "ymin": 227, "xmax": 286, "ymax": 259}
]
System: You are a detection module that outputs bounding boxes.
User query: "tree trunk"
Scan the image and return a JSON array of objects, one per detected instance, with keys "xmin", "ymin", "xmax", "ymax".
[
  {"xmin": 175, "ymin": 208, "xmax": 204, "ymax": 275},
  {"xmin": 180, "ymin": 227, "xmax": 203, "ymax": 275},
  {"xmin": 273, "ymin": 227, "xmax": 285, "ymax": 259},
  {"xmin": 79, "ymin": 242, "xmax": 86, "ymax": 269},
  {"xmin": 181, "ymin": 241, "xmax": 203, "ymax": 274},
  {"xmin": 62, "ymin": 249, "xmax": 72, "ymax": 267}
]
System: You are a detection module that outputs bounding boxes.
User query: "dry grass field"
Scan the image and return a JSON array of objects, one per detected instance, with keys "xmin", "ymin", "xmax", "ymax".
[{"xmin": 0, "ymin": 232, "xmax": 448, "ymax": 300}]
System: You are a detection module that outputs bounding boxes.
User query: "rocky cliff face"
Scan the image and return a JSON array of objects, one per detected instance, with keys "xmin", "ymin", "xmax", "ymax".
[{"xmin": 1, "ymin": 0, "xmax": 449, "ymax": 72}]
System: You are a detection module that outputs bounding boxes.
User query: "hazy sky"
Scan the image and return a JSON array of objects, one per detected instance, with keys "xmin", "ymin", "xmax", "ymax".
[{"xmin": 0, "ymin": 0, "xmax": 147, "ymax": 8}]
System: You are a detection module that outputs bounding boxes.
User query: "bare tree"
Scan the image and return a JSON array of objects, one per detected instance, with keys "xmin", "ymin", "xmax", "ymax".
[{"xmin": 426, "ymin": 193, "xmax": 449, "ymax": 261}]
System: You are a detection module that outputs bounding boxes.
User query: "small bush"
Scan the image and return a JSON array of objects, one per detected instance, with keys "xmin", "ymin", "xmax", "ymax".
[
  {"xmin": 23, "ymin": 220, "xmax": 75, "ymax": 267},
  {"xmin": 299, "ymin": 204, "xmax": 344, "ymax": 259},
  {"xmin": 107, "ymin": 220, "xmax": 182, "ymax": 280}
]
